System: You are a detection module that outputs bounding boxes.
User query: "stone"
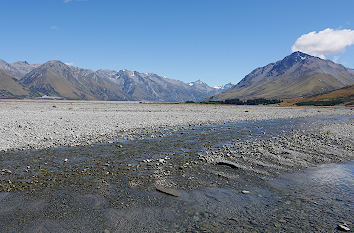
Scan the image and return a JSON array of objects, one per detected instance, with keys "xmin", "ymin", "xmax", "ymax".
[
  {"xmin": 337, "ymin": 224, "xmax": 350, "ymax": 232},
  {"xmin": 158, "ymin": 159, "xmax": 166, "ymax": 163},
  {"xmin": 155, "ymin": 185, "xmax": 180, "ymax": 197},
  {"xmin": 215, "ymin": 160, "xmax": 240, "ymax": 169}
]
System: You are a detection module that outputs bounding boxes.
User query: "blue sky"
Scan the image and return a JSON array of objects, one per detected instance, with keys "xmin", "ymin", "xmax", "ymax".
[{"xmin": 1, "ymin": 0, "xmax": 354, "ymax": 86}]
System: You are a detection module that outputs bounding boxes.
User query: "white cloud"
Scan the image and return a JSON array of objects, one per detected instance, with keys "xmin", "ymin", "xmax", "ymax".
[
  {"xmin": 50, "ymin": 25, "xmax": 58, "ymax": 30},
  {"xmin": 291, "ymin": 28, "xmax": 354, "ymax": 59}
]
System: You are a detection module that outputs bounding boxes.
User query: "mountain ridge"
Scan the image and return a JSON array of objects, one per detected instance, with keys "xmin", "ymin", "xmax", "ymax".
[
  {"xmin": 0, "ymin": 59, "xmax": 228, "ymax": 101},
  {"xmin": 210, "ymin": 51, "xmax": 354, "ymax": 101},
  {"xmin": 0, "ymin": 69, "xmax": 29, "ymax": 98}
]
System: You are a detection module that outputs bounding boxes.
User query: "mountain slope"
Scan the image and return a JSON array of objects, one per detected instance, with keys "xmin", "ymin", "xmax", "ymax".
[
  {"xmin": 210, "ymin": 52, "xmax": 354, "ymax": 100},
  {"xmin": 20, "ymin": 61, "xmax": 129, "ymax": 100},
  {"xmin": 0, "ymin": 59, "xmax": 24, "ymax": 79},
  {"xmin": 1, "ymin": 58, "xmax": 225, "ymax": 102},
  {"xmin": 17, "ymin": 60, "xmax": 220, "ymax": 101},
  {"xmin": 295, "ymin": 85, "xmax": 354, "ymax": 106},
  {"xmin": 10, "ymin": 61, "xmax": 40, "ymax": 78},
  {"xmin": 0, "ymin": 70, "xmax": 29, "ymax": 98},
  {"xmin": 0, "ymin": 59, "xmax": 39, "ymax": 79}
]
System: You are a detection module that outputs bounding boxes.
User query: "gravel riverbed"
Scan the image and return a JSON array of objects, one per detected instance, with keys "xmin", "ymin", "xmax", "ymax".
[
  {"xmin": 0, "ymin": 99, "xmax": 353, "ymax": 151},
  {"xmin": 0, "ymin": 101, "xmax": 353, "ymax": 232}
]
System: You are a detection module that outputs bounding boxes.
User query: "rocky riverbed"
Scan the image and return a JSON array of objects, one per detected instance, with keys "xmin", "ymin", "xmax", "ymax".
[
  {"xmin": 0, "ymin": 99, "xmax": 353, "ymax": 152},
  {"xmin": 0, "ymin": 100, "xmax": 353, "ymax": 232}
]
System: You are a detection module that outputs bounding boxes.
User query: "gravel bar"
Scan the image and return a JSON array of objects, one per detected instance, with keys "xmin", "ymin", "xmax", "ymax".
[{"xmin": 0, "ymin": 99, "xmax": 353, "ymax": 151}]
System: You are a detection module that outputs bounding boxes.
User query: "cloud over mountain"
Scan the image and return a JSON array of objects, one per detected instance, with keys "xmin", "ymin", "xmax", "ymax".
[{"xmin": 291, "ymin": 28, "xmax": 354, "ymax": 59}]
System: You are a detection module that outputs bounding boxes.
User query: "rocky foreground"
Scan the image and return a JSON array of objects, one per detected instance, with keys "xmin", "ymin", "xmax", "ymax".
[
  {"xmin": 0, "ymin": 102, "xmax": 353, "ymax": 232},
  {"xmin": 200, "ymin": 118, "xmax": 354, "ymax": 178},
  {"xmin": 0, "ymin": 99, "xmax": 353, "ymax": 152}
]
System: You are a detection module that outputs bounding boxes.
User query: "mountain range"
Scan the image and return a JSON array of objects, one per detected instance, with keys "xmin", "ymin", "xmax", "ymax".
[
  {"xmin": 209, "ymin": 51, "xmax": 354, "ymax": 101},
  {"xmin": 0, "ymin": 59, "xmax": 229, "ymax": 101},
  {"xmin": 1, "ymin": 52, "xmax": 354, "ymax": 102}
]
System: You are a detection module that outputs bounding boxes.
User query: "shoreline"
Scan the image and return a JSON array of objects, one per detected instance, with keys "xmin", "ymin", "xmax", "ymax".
[{"xmin": 0, "ymin": 100, "xmax": 353, "ymax": 152}]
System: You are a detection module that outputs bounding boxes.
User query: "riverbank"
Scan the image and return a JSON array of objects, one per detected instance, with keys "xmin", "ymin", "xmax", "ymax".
[{"xmin": 0, "ymin": 99, "xmax": 353, "ymax": 152}]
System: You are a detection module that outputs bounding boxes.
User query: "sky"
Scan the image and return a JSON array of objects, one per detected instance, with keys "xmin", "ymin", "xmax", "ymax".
[{"xmin": 1, "ymin": 0, "xmax": 354, "ymax": 86}]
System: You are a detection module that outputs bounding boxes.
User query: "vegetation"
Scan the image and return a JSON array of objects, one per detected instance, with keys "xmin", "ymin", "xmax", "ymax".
[
  {"xmin": 294, "ymin": 85, "xmax": 354, "ymax": 107},
  {"xmin": 295, "ymin": 99, "xmax": 344, "ymax": 106},
  {"xmin": 196, "ymin": 98, "xmax": 281, "ymax": 105}
]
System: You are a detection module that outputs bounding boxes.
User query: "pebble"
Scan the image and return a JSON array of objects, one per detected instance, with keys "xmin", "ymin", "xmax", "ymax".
[
  {"xmin": 1, "ymin": 169, "xmax": 12, "ymax": 174},
  {"xmin": 337, "ymin": 224, "xmax": 350, "ymax": 232},
  {"xmin": 155, "ymin": 185, "xmax": 180, "ymax": 197}
]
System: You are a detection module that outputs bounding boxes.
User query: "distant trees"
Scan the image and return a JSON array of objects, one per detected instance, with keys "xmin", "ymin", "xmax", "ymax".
[
  {"xmin": 198, "ymin": 98, "xmax": 281, "ymax": 105},
  {"xmin": 295, "ymin": 99, "xmax": 344, "ymax": 106}
]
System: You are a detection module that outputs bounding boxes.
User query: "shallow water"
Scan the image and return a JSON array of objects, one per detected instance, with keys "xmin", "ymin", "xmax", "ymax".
[
  {"xmin": 177, "ymin": 161, "xmax": 354, "ymax": 232},
  {"xmin": 0, "ymin": 116, "xmax": 353, "ymax": 232}
]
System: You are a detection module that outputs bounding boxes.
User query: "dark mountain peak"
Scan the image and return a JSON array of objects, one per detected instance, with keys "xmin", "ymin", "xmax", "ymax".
[
  {"xmin": 194, "ymin": 79, "xmax": 205, "ymax": 84},
  {"xmin": 36, "ymin": 60, "xmax": 68, "ymax": 71},
  {"xmin": 289, "ymin": 51, "xmax": 313, "ymax": 58},
  {"xmin": 0, "ymin": 59, "xmax": 12, "ymax": 68},
  {"xmin": 188, "ymin": 80, "xmax": 210, "ymax": 89},
  {"xmin": 115, "ymin": 69, "xmax": 137, "ymax": 79},
  {"xmin": 117, "ymin": 69, "xmax": 154, "ymax": 78},
  {"xmin": 0, "ymin": 60, "xmax": 40, "ymax": 79},
  {"xmin": 221, "ymin": 82, "xmax": 234, "ymax": 89},
  {"xmin": 280, "ymin": 51, "xmax": 314, "ymax": 64},
  {"xmin": 118, "ymin": 69, "xmax": 133, "ymax": 75},
  {"xmin": 96, "ymin": 69, "xmax": 115, "ymax": 73},
  {"xmin": 43, "ymin": 60, "xmax": 67, "ymax": 66},
  {"xmin": 0, "ymin": 59, "xmax": 25, "ymax": 79},
  {"xmin": 12, "ymin": 61, "xmax": 29, "ymax": 65},
  {"xmin": 265, "ymin": 51, "xmax": 320, "ymax": 77},
  {"xmin": 37, "ymin": 61, "xmax": 92, "ymax": 74},
  {"xmin": 95, "ymin": 69, "xmax": 118, "ymax": 79},
  {"xmin": 189, "ymin": 79, "xmax": 201, "ymax": 84},
  {"xmin": 30, "ymin": 61, "xmax": 72, "ymax": 76}
]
